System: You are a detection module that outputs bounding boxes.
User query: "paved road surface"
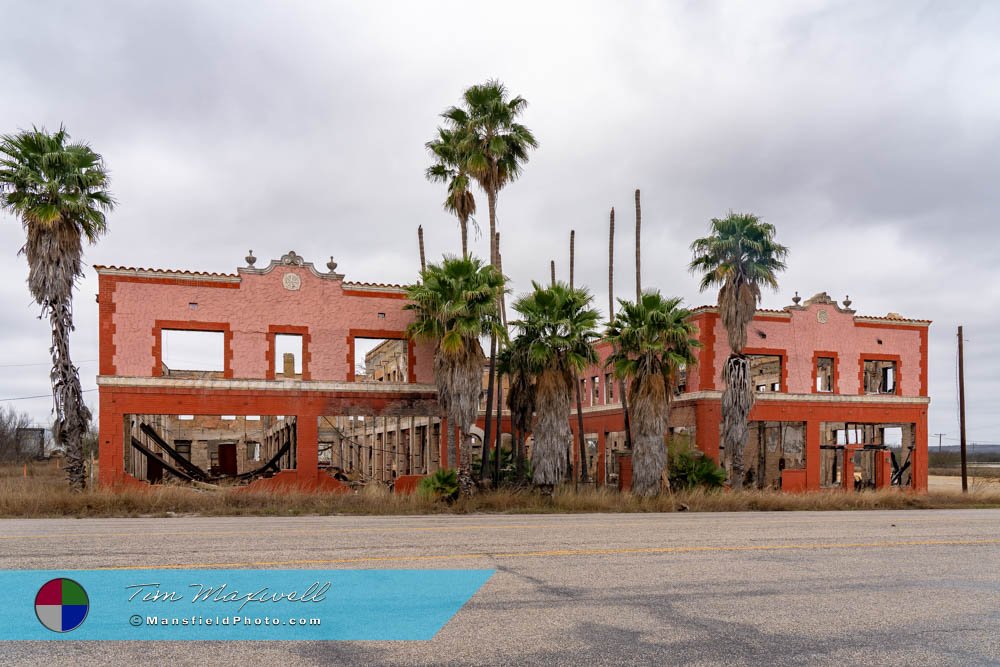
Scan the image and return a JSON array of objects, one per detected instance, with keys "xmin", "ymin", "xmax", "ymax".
[{"xmin": 2, "ymin": 510, "xmax": 999, "ymax": 665}]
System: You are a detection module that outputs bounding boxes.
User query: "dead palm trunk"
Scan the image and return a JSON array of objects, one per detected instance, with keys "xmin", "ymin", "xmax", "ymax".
[
  {"xmin": 570, "ymin": 230, "xmax": 588, "ymax": 484},
  {"xmin": 609, "ymin": 207, "xmax": 633, "ymax": 455},
  {"xmin": 634, "ymin": 189, "xmax": 641, "ymax": 301},
  {"xmin": 550, "ymin": 260, "xmax": 556, "ymax": 287},
  {"xmin": 418, "ymin": 225, "xmax": 426, "ymax": 272}
]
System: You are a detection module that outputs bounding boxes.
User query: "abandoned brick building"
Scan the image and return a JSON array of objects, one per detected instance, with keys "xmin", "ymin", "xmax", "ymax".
[
  {"xmin": 96, "ymin": 253, "xmax": 929, "ymax": 492},
  {"xmin": 545, "ymin": 292, "xmax": 930, "ymax": 492}
]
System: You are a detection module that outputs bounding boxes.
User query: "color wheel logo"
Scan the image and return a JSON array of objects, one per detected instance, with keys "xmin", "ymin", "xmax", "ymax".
[{"xmin": 35, "ymin": 578, "xmax": 89, "ymax": 633}]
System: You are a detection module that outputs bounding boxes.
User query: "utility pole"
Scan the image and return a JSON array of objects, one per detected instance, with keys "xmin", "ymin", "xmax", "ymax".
[
  {"xmin": 958, "ymin": 326, "xmax": 968, "ymax": 492},
  {"xmin": 933, "ymin": 433, "xmax": 944, "ymax": 453}
]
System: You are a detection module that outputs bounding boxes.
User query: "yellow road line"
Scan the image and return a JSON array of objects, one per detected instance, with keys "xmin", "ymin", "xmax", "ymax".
[
  {"xmin": 90, "ymin": 537, "xmax": 1000, "ymax": 570},
  {"xmin": 0, "ymin": 521, "xmax": 634, "ymax": 541}
]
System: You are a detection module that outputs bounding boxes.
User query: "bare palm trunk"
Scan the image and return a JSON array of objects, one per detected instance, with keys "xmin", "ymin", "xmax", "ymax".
[
  {"xmin": 479, "ymin": 187, "xmax": 500, "ymax": 486},
  {"xmin": 459, "ymin": 216, "xmax": 469, "ymax": 259},
  {"xmin": 634, "ymin": 188, "xmax": 641, "ymax": 301},
  {"xmin": 722, "ymin": 355, "xmax": 753, "ymax": 490},
  {"xmin": 418, "ymin": 225, "xmax": 426, "ymax": 272},
  {"xmin": 550, "ymin": 260, "xmax": 555, "ymax": 287},
  {"xmin": 608, "ymin": 207, "xmax": 633, "ymax": 454},
  {"xmin": 569, "ymin": 230, "xmax": 587, "ymax": 484}
]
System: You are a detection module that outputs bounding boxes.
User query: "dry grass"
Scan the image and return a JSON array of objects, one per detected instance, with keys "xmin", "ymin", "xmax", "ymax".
[{"xmin": 3, "ymin": 463, "xmax": 1000, "ymax": 518}]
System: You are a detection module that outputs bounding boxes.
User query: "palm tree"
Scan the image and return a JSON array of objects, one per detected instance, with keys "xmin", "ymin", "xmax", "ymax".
[
  {"xmin": 441, "ymin": 81, "xmax": 537, "ymax": 486},
  {"xmin": 443, "ymin": 80, "xmax": 537, "ymax": 263},
  {"xmin": 0, "ymin": 126, "xmax": 115, "ymax": 490},
  {"xmin": 405, "ymin": 256, "xmax": 505, "ymax": 494},
  {"xmin": 606, "ymin": 291, "xmax": 700, "ymax": 496},
  {"xmin": 689, "ymin": 213, "xmax": 788, "ymax": 489},
  {"xmin": 511, "ymin": 282, "xmax": 600, "ymax": 492},
  {"xmin": 425, "ymin": 127, "xmax": 476, "ymax": 258}
]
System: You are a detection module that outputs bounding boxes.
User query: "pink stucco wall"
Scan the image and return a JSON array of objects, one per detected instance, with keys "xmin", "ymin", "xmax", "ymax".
[
  {"xmin": 708, "ymin": 303, "xmax": 926, "ymax": 396},
  {"xmin": 583, "ymin": 301, "xmax": 927, "ymax": 398},
  {"xmin": 107, "ymin": 266, "xmax": 435, "ymax": 383}
]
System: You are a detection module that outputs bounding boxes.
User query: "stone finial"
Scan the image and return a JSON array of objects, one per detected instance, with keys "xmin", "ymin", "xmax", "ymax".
[
  {"xmin": 245, "ymin": 250, "xmax": 256, "ymax": 267},
  {"xmin": 843, "ymin": 295, "xmax": 852, "ymax": 308},
  {"xmin": 327, "ymin": 256, "xmax": 338, "ymax": 273},
  {"xmin": 792, "ymin": 291, "xmax": 801, "ymax": 306},
  {"xmin": 281, "ymin": 251, "xmax": 304, "ymax": 266}
]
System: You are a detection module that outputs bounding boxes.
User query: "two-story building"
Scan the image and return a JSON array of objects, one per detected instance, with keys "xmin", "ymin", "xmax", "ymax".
[
  {"xmin": 95, "ymin": 251, "xmax": 445, "ymax": 491},
  {"xmin": 554, "ymin": 292, "xmax": 930, "ymax": 491}
]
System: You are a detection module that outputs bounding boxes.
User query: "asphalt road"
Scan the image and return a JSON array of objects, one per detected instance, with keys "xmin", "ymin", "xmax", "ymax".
[{"xmin": 3, "ymin": 510, "xmax": 999, "ymax": 666}]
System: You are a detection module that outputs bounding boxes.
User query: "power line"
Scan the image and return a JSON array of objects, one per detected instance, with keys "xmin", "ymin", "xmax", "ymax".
[
  {"xmin": 0, "ymin": 388, "xmax": 98, "ymax": 402},
  {"xmin": 0, "ymin": 359, "xmax": 97, "ymax": 368}
]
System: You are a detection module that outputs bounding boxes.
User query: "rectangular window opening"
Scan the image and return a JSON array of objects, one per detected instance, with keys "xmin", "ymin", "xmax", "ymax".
[
  {"xmin": 816, "ymin": 357, "xmax": 834, "ymax": 392},
  {"xmin": 274, "ymin": 334, "xmax": 303, "ymax": 378},
  {"xmin": 160, "ymin": 329, "xmax": 224, "ymax": 376},
  {"xmin": 864, "ymin": 360, "xmax": 897, "ymax": 394},
  {"xmin": 354, "ymin": 338, "xmax": 408, "ymax": 383},
  {"xmin": 604, "ymin": 373, "xmax": 615, "ymax": 403},
  {"xmin": 749, "ymin": 355, "xmax": 782, "ymax": 393}
]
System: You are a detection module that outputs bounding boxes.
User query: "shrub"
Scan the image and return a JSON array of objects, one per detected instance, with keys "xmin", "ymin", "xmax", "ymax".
[
  {"xmin": 669, "ymin": 438, "xmax": 726, "ymax": 490},
  {"xmin": 418, "ymin": 468, "xmax": 459, "ymax": 501}
]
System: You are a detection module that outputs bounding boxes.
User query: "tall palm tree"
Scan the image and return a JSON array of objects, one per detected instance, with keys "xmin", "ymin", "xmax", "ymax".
[
  {"xmin": 443, "ymin": 80, "xmax": 537, "ymax": 263},
  {"xmin": 0, "ymin": 126, "xmax": 115, "ymax": 490},
  {"xmin": 425, "ymin": 127, "xmax": 476, "ymax": 258},
  {"xmin": 606, "ymin": 292, "xmax": 700, "ymax": 496},
  {"xmin": 442, "ymin": 81, "xmax": 537, "ymax": 485},
  {"xmin": 405, "ymin": 256, "xmax": 506, "ymax": 494},
  {"xmin": 511, "ymin": 282, "xmax": 600, "ymax": 492},
  {"xmin": 689, "ymin": 213, "xmax": 788, "ymax": 489}
]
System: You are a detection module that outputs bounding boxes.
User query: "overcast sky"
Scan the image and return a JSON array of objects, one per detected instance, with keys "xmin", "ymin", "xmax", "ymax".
[{"xmin": 1, "ymin": 0, "xmax": 997, "ymax": 446}]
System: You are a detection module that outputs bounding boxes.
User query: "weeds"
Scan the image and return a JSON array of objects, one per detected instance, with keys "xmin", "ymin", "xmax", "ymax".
[{"xmin": 3, "ymin": 463, "xmax": 1000, "ymax": 518}]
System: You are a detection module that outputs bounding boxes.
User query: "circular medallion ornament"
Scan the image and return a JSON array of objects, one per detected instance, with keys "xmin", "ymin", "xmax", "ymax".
[
  {"xmin": 817, "ymin": 309, "xmax": 829, "ymax": 324},
  {"xmin": 282, "ymin": 273, "xmax": 302, "ymax": 291},
  {"xmin": 35, "ymin": 577, "xmax": 89, "ymax": 633}
]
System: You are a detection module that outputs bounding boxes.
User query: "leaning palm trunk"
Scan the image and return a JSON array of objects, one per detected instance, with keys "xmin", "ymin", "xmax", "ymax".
[
  {"xmin": 721, "ymin": 355, "xmax": 753, "ymax": 490},
  {"xmin": 532, "ymin": 368, "xmax": 572, "ymax": 491},
  {"xmin": 26, "ymin": 224, "xmax": 90, "ymax": 490},
  {"xmin": 630, "ymin": 372, "xmax": 668, "ymax": 496}
]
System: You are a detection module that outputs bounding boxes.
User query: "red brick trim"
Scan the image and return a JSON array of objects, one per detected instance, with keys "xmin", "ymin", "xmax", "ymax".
[
  {"xmin": 811, "ymin": 350, "xmax": 840, "ymax": 395},
  {"xmin": 98, "ymin": 274, "xmax": 118, "ymax": 375},
  {"xmin": 858, "ymin": 353, "xmax": 902, "ymax": 396},
  {"xmin": 919, "ymin": 329, "xmax": 928, "ymax": 397},
  {"xmin": 753, "ymin": 315, "xmax": 791, "ymax": 323},
  {"xmin": 743, "ymin": 347, "xmax": 788, "ymax": 393},
  {"xmin": 854, "ymin": 321, "xmax": 927, "ymax": 331},
  {"xmin": 693, "ymin": 312, "xmax": 717, "ymax": 390},
  {"xmin": 104, "ymin": 274, "xmax": 240, "ymax": 290},
  {"xmin": 342, "ymin": 290, "xmax": 407, "ymax": 300},
  {"xmin": 266, "ymin": 325, "xmax": 312, "ymax": 380},
  {"xmin": 152, "ymin": 320, "xmax": 233, "ymax": 378},
  {"xmin": 346, "ymin": 328, "xmax": 416, "ymax": 383}
]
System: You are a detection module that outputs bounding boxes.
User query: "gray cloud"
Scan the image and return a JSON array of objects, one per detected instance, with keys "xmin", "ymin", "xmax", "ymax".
[{"xmin": 0, "ymin": 0, "xmax": 997, "ymax": 443}]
